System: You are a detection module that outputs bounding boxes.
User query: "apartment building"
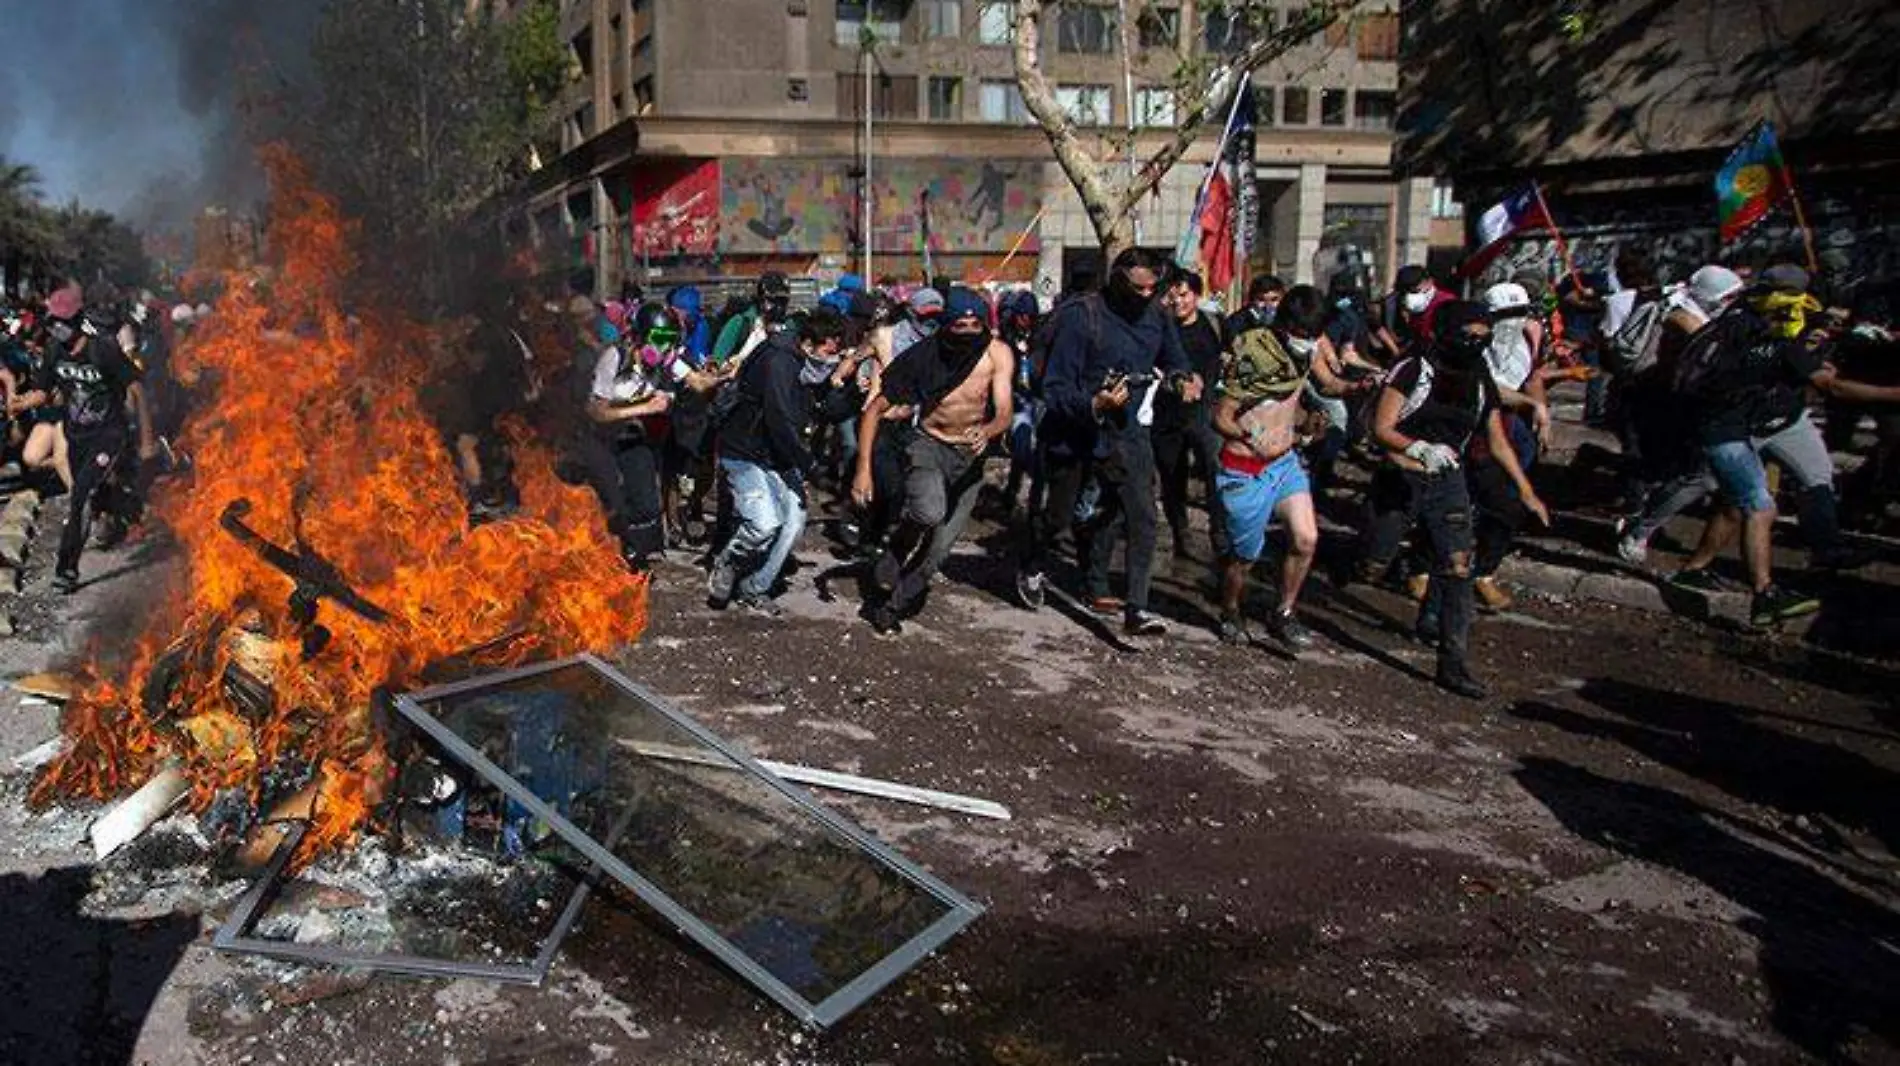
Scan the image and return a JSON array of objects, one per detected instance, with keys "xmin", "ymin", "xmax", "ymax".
[{"xmin": 508, "ymin": 0, "xmax": 1437, "ymax": 298}]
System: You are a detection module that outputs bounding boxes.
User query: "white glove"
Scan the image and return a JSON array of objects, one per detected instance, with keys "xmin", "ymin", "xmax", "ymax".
[{"xmin": 1405, "ymin": 440, "xmax": 1461, "ymax": 473}]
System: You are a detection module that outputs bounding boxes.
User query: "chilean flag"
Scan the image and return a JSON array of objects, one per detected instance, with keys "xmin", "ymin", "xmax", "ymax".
[{"xmin": 1456, "ymin": 183, "xmax": 1555, "ymax": 278}]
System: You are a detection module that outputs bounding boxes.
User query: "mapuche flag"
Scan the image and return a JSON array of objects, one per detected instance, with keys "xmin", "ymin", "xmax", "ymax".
[{"xmin": 1715, "ymin": 122, "xmax": 1791, "ymax": 242}]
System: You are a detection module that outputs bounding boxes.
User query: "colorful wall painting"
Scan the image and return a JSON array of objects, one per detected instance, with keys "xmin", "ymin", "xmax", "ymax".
[
  {"xmin": 719, "ymin": 159, "xmax": 1041, "ymax": 257},
  {"xmin": 629, "ymin": 158, "xmax": 722, "ymax": 258}
]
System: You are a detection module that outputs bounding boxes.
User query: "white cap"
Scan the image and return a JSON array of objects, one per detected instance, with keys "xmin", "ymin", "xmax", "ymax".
[
  {"xmin": 1689, "ymin": 266, "xmax": 1744, "ymax": 311},
  {"xmin": 1484, "ymin": 282, "xmax": 1531, "ymax": 316},
  {"xmin": 171, "ymin": 304, "xmax": 195, "ymax": 324}
]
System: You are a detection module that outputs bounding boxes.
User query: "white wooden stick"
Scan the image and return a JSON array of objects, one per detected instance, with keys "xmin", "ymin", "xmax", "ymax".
[
  {"xmin": 9, "ymin": 735, "xmax": 68, "ymax": 773},
  {"xmin": 614, "ymin": 738, "xmax": 1011, "ymax": 821},
  {"xmin": 89, "ymin": 761, "xmax": 189, "ymax": 860}
]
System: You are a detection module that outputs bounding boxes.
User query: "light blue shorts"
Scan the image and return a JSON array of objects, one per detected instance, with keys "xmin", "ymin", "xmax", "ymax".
[{"xmin": 1217, "ymin": 451, "xmax": 1311, "ymax": 562}]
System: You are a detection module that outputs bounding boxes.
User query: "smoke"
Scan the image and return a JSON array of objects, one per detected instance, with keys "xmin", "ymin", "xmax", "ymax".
[{"xmin": 0, "ymin": 0, "xmax": 318, "ymax": 232}]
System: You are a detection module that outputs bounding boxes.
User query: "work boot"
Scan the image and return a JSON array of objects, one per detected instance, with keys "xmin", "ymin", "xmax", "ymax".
[
  {"xmin": 1405, "ymin": 572, "xmax": 1431, "ymax": 603},
  {"xmin": 1474, "ymin": 576, "xmax": 1513, "ymax": 613},
  {"xmin": 1124, "ymin": 609, "xmax": 1167, "ymax": 636},
  {"xmin": 706, "ymin": 555, "xmax": 738, "ymax": 609},
  {"xmin": 1435, "ymin": 663, "xmax": 1489, "ymax": 700}
]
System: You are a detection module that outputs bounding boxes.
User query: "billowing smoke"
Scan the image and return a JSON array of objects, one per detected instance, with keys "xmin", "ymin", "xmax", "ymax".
[{"xmin": 0, "ymin": 0, "xmax": 318, "ymax": 233}]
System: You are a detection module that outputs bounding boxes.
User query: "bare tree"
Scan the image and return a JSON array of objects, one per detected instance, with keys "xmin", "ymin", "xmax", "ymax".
[{"xmin": 1012, "ymin": 0, "xmax": 1366, "ymax": 259}]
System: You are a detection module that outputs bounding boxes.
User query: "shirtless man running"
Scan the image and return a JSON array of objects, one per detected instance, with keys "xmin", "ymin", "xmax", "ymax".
[{"xmin": 852, "ymin": 287, "xmax": 1014, "ymax": 635}]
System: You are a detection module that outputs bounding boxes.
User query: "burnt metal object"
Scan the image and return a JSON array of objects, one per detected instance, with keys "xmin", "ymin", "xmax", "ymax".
[
  {"xmin": 213, "ymin": 819, "xmax": 604, "ymax": 984},
  {"xmin": 393, "ymin": 654, "xmax": 985, "ymax": 1029},
  {"xmin": 218, "ymin": 499, "xmax": 392, "ymax": 625}
]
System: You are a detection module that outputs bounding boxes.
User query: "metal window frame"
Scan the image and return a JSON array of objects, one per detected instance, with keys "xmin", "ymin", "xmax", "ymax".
[
  {"xmin": 392, "ymin": 654, "xmax": 984, "ymax": 1029},
  {"xmin": 212, "ymin": 820, "xmax": 596, "ymax": 985}
]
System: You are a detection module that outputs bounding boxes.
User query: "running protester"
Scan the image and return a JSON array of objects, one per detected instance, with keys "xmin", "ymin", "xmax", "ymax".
[
  {"xmin": 1211, "ymin": 299, "xmax": 1320, "ymax": 650},
  {"xmin": 1153, "ymin": 270, "xmax": 1227, "ymax": 561},
  {"xmin": 47, "ymin": 305, "xmax": 145, "ymax": 593},
  {"xmin": 1359, "ymin": 302, "xmax": 1549, "ymax": 699},
  {"xmin": 585, "ymin": 301, "xmax": 680, "ymax": 571}
]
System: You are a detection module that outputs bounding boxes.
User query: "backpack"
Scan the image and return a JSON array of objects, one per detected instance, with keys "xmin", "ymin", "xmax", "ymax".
[
  {"xmin": 1672, "ymin": 306, "xmax": 1752, "ymax": 399},
  {"xmin": 1606, "ymin": 291, "xmax": 1671, "ymax": 377}
]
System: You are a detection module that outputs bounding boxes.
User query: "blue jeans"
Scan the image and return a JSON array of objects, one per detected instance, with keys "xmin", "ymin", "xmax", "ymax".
[{"xmin": 716, "ymin": 458, "xmax": 807, "ymax": 599}]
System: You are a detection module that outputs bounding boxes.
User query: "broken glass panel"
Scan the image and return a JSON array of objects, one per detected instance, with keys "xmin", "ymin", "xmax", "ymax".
[{"xmin": 393, "ymin": 655, "xmax": 983, "ymax": 1027}]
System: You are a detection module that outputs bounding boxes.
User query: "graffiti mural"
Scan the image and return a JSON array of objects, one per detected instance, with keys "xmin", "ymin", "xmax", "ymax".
[
  {"xmin": 629, "ymin": 159, "xmax": 720, "ymax": 258},
  {"xmin": 720, "ymin": 159, "xmax": 1041, "ymax": 256},
  {"xmin": 1473, "ymin": 182, "xmax": 1900, "ymax": 299}
]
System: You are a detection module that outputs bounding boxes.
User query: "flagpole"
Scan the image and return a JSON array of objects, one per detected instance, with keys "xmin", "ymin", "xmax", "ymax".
[
  {"xmin": 1530, "ymin": 181, "xmax": 1581, "ymax": 285},
  {"xmin": 978, "ymin": 205, "xmax": 1047, "ymax": 286},
  {"xmin": 1779, "ymin": 164, "xmax": 1820, "ymax": 275}
]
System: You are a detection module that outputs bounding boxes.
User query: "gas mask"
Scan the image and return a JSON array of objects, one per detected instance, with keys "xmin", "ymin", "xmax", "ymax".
[
  {"xmin": 1752, "ymin": 290, "xmax": 1822, "ymax": 339},
  {"xmin": 1403, "ymin": 288, "xmax": 1436, "ymax": 315}
]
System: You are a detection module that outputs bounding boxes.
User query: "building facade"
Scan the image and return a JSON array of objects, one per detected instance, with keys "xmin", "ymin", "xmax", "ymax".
[{"xmin": 509, "ymin": 0, "xmax": 1435, "ymax": 300}]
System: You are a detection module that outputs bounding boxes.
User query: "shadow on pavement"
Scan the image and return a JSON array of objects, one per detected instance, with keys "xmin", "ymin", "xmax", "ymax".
[
  {"xmin": 0, "ymin": 865, "xmax": 198, "ymax": 1066},
  {"xmin": 1514, "ymin": 757, "xmax": 1900, "ymax": 1062}
]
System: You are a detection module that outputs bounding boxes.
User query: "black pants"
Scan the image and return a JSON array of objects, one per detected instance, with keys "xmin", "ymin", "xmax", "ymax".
[
  {"xmin": 1361, "ymin": 466, "xmax": 1477, "ymax": 675},
  {"xmin": 59, "ymin": 427, "xmax": 128, "ymax": 576},
  {"xmin": 1469, "ymin": 458, "xmax": 1530, "ymax": 578},
  {"xmin": 1151, "ymin": 421, "xmax": 1228, "ymax": 559},
  {"xmin": 580, "ymin": 431, "xmax": 665, "ymax": 559},
  {"xmin": 1020, "ymin": 428, "xmax": 1159, "ymax": 613}
]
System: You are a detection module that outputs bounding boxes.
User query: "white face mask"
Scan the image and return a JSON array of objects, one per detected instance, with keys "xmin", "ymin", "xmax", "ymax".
[{"xmin": 1403, "ymin": 288, "xmax": 1435, "ymax": 314}]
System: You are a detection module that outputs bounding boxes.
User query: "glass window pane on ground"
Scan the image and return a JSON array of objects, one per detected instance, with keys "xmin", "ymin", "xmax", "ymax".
[{"xmin": 394, "ymin": 656, "xmax": 982, "ymax": 1027}]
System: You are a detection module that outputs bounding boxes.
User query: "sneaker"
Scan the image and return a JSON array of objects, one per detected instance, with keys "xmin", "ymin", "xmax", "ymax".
[
  {"xmin": 52, "ymin": 569, "xmax": 80, "ymax": 594},
  {"xmin": 871, "ymin": 550, "xmax": 901, "ymax": 594},
  {"xmin": 1124, "ymin": 610, "xmax": 1167, "ymax": 637},
  {"xmin": 735, "ymin": 595, "xmax": 785, "ymax": 619},
  {"xmin": 1015, "ymin": 569, "xmax": 1045, "ymax": 610},
  {"xmin": 1435, "ymin": 665, "xmax": 1488, "ymax": 700},
  {"xmin": 1750, "ymin": 585, "xmax": 1821, "ymax": 627},
  {"xmin": 1265, "ymin": 608, "xmax": 1315, "ymax": 650},
  {"xmin": 706, "ymin": 557, "xmax": 738, "ymax": 608},
  {"xmin": 1667, "ymin": 567, "xmax": 1723, "ymax": 593},
  {"xmin": 1616, "ymin": 533, "xmax": 1649, "ymax": 565},
  {"xmin": 1474, "ymin": 576, "xmax": 1514, "ymax": 613},
  {"xmin": 869, "ymin": 604, "xmax": 903, "ymax": 638},
  {"xmin": 1217, "ymin": 615, "xmax": 1254, "ymax": 646},
  {"xmin": 1089, "ymin": 596, "xmax": 1125, "ymax": 617}
]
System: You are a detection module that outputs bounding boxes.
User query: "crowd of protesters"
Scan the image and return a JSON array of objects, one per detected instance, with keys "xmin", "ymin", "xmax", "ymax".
[{"xmin": 5, "ymin": 233, "xmax": 1897, "ymax": 701}]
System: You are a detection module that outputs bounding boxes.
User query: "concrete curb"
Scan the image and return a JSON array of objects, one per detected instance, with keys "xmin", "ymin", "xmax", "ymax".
[{"xmin": 1497, "ymin": 555, "xmax": 1753, "ymax": 627}]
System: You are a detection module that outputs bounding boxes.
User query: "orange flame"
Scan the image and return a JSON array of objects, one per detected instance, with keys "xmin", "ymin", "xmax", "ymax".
[{"xmin": 32, "ymin": 150, "xmax": 648, "ymax": 856}]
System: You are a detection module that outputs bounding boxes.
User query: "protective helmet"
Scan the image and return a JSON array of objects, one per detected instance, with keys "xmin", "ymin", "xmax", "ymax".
[
  {"xmin": 630, "ymin": 301, "xmax": 683, "ymax": 350},
  {"xmin": 756, "ymin": 271, "xmax": 792, "ymax": 322},
  {"xmin": 1484, "ymin": 282, "xmax": 1531, "ymax": 317}
]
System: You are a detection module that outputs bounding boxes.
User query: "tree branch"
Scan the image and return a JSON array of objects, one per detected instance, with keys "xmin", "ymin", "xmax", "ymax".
[
  {"xmin": 1116, "ymin": 0, "xmax": 1362, "ymax": 217},
  {"xmin": 1014, "ymin": 0, "xmax": 1122, "ymax": 242}
]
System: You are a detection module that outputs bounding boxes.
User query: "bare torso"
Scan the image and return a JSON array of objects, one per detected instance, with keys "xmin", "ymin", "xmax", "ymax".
[
  {"xmin": 1222, "ymin": 391, "xmax": 1303, "ymax": 464},
  {"xmin": 921, "ymin": 340, "xmax": 1008, "ymax": 449}
]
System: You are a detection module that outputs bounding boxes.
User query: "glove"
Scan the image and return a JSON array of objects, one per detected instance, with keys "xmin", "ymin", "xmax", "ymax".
[{"xmin": 1405, "ymin": 440, "xmax": 1461, "ymax": 474}]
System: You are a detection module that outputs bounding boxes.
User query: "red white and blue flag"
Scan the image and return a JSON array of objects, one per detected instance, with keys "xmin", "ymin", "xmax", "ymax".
[{"xmin": 1457, "ymin": 183, "xmax": 1555, "ymax": 278}]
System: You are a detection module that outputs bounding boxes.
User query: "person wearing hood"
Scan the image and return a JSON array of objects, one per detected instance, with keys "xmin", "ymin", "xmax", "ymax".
[
  {"xmin": 1016, "ymin": 247, "xmax": 1198, "ymax": 637},
  {"xmin": 852, "ymin": 287, "xmax": 1014, "ymax": 634},
  {"xmin": 1663, "ymin": 264, "xmax": 1897, "ymax": 624},
  {"xmin": 1358, "ymin": 301, "xmax": 1550, "ymax": 699},
  {"xmin": 1386, "ymin": 265, "xmax": 1451, "ymax": 354},
  {"xmin": 667, "ymin": 285, "xmax": 711, "ymax": 362}
]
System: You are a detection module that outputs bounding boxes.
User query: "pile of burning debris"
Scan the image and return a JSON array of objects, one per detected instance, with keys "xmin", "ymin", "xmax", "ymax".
[{"xmin": 14, "ymin": 155, "xmax": 986, "ymax": 1027}]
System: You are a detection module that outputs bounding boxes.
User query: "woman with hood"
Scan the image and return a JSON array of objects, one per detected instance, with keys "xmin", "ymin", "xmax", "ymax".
[{"xmin": 1357, "ymin": 302, "xmax": 1550, "ymax": 699}]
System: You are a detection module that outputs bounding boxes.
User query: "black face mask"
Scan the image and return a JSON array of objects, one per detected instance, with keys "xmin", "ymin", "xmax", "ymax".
[
  {"xmin": 1104, "ymin": 273, "xmax": 1153, "ymax": 321},
  {"xmin": 939, "ymin": 327, "xmax": 990, "ymax": 361},
  {"xmin": 1439, "ymin": 330, "xmax": 1491, "ymax": 372}
]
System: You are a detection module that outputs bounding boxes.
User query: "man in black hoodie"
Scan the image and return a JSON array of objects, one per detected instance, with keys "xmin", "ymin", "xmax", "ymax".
[{"xmin": 707, "ymin": 308, "xmax": 859, "ymax": 615}]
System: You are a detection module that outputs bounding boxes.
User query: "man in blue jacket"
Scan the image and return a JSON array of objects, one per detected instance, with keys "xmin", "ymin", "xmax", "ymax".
[{"xmin": 1015, "ymin": 248, "xmax": 1199, "ymax": 636}]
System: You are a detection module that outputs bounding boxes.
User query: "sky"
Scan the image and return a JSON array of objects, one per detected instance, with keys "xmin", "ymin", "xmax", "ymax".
[{"xmin": 0, "ymin": 0, "xmax": 312, "ymax": 228}]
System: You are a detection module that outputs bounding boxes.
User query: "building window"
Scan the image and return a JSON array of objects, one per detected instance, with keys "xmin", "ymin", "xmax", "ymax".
[
  {"xmin": 1320, "ymin": 87, "xmax": 1347, "ymax": 126},
  {"xmin": 1353, "ymin": 90, "xmax": 1395, "ymax": 131},
  {"xmin": 1357, "ymin": 11, "xmax": 1400, "ymax": 60},
  {"xmin": 837, "ymin": 0, "xmax": 905, "ymax": 46},
  {"xmin": 928, "ymin": 76, "xmax": 962, "ymax": 119},
  {"xmin": 1253, "ymin": 85, "xmax": 1275, "ymax": 126},
  {"xmin": 1138, "ymin": 7, "xmax": 1178, "ymax": 48},
  {"xmin": 979, "ymin": 78, "xmax": 1030, "ymax": 123},
  {"xmin": 633, "ymin": 33, "xmax": 654, "ymax": 62},
  {"xmin": 1204, "ymin": 7, "xmax": 1271, "ymax": 54},
  {"xmin": 788, "ymin": 77, "xmax": 810, "ymax": 101},
  {"xmin": 978, "ymin": 1, "xmax": 1013, "ymax": 45},
  {"xmin": 1431, "ymin": 181, "xmax": 1464, "ymax": 220},
  {"xmin": 1281, "ymin": 86, "xmax": 1309, "ymax": 125},
  {"xmin": 633, "ymin": 76, "xmax": 655, "ymax": 113},
  {"xmin": 1134, "ymin": 87, "xmax": 1176, "ymax": 127},
  {"xmin": 1057, "ymin": 5, "xmax": 1114, "ymax": 54},
  {"xmin": 922, "ymin": 0, "xmax": 961, "ymax": 38},
  {"xmin": 571, "ymin": 27, "xmax": 594, "ymax": 79},
  {"xmin": 839, "ymin": 72, "xmax": 919, "ymax": 119},
  {"xmin": 1056, "ymin": 83, "xmax": 1112, "ymax": 126}
]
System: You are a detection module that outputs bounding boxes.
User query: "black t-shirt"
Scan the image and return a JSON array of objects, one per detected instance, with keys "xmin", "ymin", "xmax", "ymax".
[
  {"xmin": 1155, "ymin": 314, "xmax": 1222, "ymax": 431},
  {"xmin": 50, "ymin": 335, "xmax": 135, "ymax": 437},
  {"xmin": 1696, "ymin": 315, "xmax": 1825, "ymax": 444},
  {"xmin": 1387, "ymin": 355, "xmax": 1498, "ymax": 451}
]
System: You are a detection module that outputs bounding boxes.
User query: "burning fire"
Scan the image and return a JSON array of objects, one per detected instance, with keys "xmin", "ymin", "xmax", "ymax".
[{"xmin": 32, "ymin": 151, "xmax": 648, "ymax": 855}]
